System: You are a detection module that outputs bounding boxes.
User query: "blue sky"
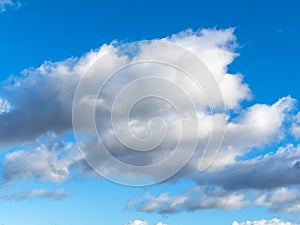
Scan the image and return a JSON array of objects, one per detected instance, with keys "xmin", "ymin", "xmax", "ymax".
[{"xmin": 0, "ymin": 1, "xmax": 300, "ymax": 225}]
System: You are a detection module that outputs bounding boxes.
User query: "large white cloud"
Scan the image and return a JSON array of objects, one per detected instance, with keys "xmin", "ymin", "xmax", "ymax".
[
  {"xmin": 0, "ymin": 28, "xmax": 251, "ymax": 183},
  {"xmin": 0, "ymin": 27, "xmax": 300, "ymax": 217}
]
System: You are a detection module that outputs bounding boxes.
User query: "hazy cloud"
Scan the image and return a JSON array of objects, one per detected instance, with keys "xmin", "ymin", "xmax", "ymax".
[
  {"xmin": 0, "ymin": 0, "xmax": 20, "ymax": 12},
  {"xmin": 232, "ymin": 218, "xmax": 298, "ymax": 225},
  {"xmin": 1, "ymin": 188, "xmax": 72, "ymax": 200}
]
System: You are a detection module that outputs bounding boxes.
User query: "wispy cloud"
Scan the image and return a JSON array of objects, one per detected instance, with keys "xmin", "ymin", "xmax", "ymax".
[
  {"xmin": 1, "ymin": 188, "xmax": 72, "ymax": 200},
  {"xmin": 130, "ymin": 186, "xmax": 249, "ymax": 214},
  {"xmin": 0, "ymin": 0, "xmax": 20, "ymax": 12},
  {"xmin": 232, "ymin": 218, "xmax": 298, "ymax": 225}
]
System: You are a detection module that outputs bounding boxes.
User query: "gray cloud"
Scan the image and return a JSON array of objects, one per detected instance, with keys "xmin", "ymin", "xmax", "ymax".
[
  {"xmin": 2, "ymin": 133, "xmax": 82, "ymax": 183},
  {"xmin": 191, "ymin": 144, "xmax": 300, "ymax": 190},
  {"xmin": 130, "ymin": 185, "xmax": 248, "ymax": 214},
  {"xmin": 1, "ymin": 188, "xmax": 72, "ymax": 200},
  {"xmin": 256, "ymin": 188, "xmax": 300, "ymax": 214}
]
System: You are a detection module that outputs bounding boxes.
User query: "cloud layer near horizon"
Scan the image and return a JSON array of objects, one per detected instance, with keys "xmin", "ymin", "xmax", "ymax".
[{"xmin": 232, "ymin": 218, "xmax": 298, "ymax": 225}]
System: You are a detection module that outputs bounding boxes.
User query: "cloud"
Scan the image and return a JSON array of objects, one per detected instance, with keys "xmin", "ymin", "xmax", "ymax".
[
  {"xmin": 0, "ymin": 0, "xmax": 20, "ymax": 12},
  {"xmin": 0, "ymin": 28, "xmax": 252, "ymax": 182},
  {"xmin": 193, "ymin": 144, "xmax": 300, "ymax": 190},
  {"xmin": 1, "ymin": 188, "xmax": 72, "ymax": 200},
  {"xmin": 130, "ymin": 185, "xmax": 248, "ymax": 214},
  {"xmin": 2, "ymin": 133, "xmax": 82, "ymax": 183},
  {"xmin": 256, "ymin": 188, "xmax": 300, "ymax": 214},
  {"xmin": 1, "ymin": 27, "xmax": 300, "ymax": 216},
  {"xmin": 124, "ymin": 220, "xmax": 148, "ymax": 225},
  {"xmin": 188, "ymin": 96, "xmax": 295, "ymax": 172},
  {"xmin": 291, "ymin": 112, "xmax": 300, "ymax": 139},
  {"xmin": 0, "ymin": 28, "xmax": 246, "ymax": 147},
  {"xmin": 124, "ymin": 221, "xmax": 167, "ymax": 225},
  {"xmin": 128, "ymin": 143, "xmax": 300, "ymax": 214},
  {"xmin": 0, "ymin": 97, "xmax": 10, "ymax": 114},
  {"xmin": 232, "ymin": 218, "xmax": 298, "ymax": 225}
]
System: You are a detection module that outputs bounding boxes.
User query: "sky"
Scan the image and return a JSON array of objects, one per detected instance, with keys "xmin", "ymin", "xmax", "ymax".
[{"xmin": 0, "ymin": 0, "xmax": 300, "ymax": 225}]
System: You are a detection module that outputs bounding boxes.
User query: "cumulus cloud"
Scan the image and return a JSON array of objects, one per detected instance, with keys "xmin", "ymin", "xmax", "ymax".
[
  {"xmin": 0, "ymin": 28, "xmax": 252, "ymax": 182},
  {"xmin": 1, "ymin": 27, "xmax": 300, "ymax": 216},
  {"xmin": 190, "ymin": 96, "xmax": 295, "ymax": 172},
  {"xmin": 232, "ymin": 218, "xmax": 298, "ymax": 225},
  {"xmin": 1, "ymin": 188, "xmax": 72, "ymax": 200},
  {"xmin": 130, "ymin": 186, "xmax": 248, "ymax": 214},
  {"xmin": 0, "ymin": 28, "xmax": 246, "ymax": 146}
]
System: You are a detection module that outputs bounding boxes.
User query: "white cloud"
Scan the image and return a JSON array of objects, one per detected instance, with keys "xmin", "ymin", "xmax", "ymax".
[
  {"xmin": 0, "ymin": 28, "xmax": 252, "ymax": 183},
  {"xmin": 1, "ymin": 27, "xmax": 300, "ymax": 216},
  {"xmin": 124, "ymin": 220, "xmax": 148, "ymax": 225},
  {"xmin": 2, "ymin": 133, "xmax": 81, "ymax": 183},
  {"xmin": 232, "ymin": 218, "xmax": 298, "ymax": 225},
  {"xmin": 196, "ymin": 96, "xmax": 295, "ymax": 171}
]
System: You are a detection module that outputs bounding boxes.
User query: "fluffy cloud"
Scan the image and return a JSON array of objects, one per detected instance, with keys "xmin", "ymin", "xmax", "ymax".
[
  {"xmin": 0, "ymin": 28, "xmax": 251, "ymax": 183},
  {"xmin": 190, "ymin": 96, "xmax": 295, "ymax": 172},
  {"xmin": 1, "ymin": 27, "xmax": 300, "ymax": 215},
  {"xmin": 232, "ymin": 218, "xmax": 298, "ymax": 225},
  {"xmin": 0, "ymin": 28, "xmax": 246, "ymax": 146},
  {"xmin": 131, "ymin": 186, "xmax": 248, "ymax": 214},
  {"xmin": 1, "ymin": 188, "xmax": 72, "ymax": 200}
]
